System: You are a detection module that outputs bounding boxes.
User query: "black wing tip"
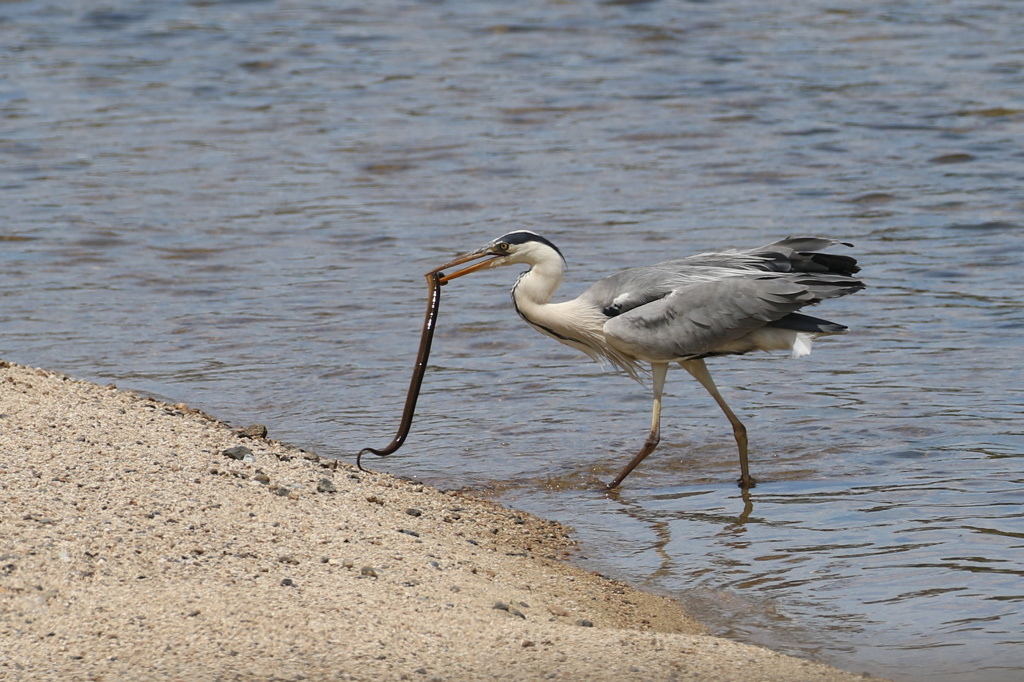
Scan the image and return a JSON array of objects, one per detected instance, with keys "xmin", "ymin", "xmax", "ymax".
[
  {"xmin": 772, "ymin": 312, "xmax": 849, "ymax": 334},
  {"xmin": 810, "ymin": 252, "xmax": 861, "ymax": 276}
]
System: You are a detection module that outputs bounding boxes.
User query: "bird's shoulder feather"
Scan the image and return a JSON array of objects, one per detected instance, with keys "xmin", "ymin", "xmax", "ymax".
[{"xmin": 601, "ymin": 277, "xmax": 818, "ymax": 362}]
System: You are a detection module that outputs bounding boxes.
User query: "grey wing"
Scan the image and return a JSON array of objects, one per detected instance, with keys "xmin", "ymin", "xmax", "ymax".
[
  {"xmin": 579, "ymin": 265, "xmax": 678, "ymax": 317},
  {"xmin": 603, "ymin": 277, "xmax": 816, "ymax": 363},
  {"xmin": 749, "ymin": 237, "xmax": 861, "ymax": 276},
  {"xmin": 654, "ymin": 237, "xmax": 861, "ymax": 276},
  {"xmin": 580, "ymin": 236, "xmax": 861, "ymax": 317}
]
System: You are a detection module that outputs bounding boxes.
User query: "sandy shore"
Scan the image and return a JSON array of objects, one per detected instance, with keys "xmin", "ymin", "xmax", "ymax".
[{"xmin": 0, "ymin": 359, "xmax": 881, "ymax": 681}]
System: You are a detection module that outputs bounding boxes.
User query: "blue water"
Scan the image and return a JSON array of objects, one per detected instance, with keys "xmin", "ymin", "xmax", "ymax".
[{"xmin": 2, "ymin": 2, "xmax": 1023, "ymax": 680}]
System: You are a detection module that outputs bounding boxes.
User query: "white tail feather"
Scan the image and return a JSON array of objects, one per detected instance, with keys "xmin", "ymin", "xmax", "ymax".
[{"xmin": 791, "ymin": 332, "xmax": 813, "ymax": 358}]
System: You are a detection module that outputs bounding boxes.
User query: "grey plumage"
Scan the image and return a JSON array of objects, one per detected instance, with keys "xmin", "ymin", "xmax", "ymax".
[
  {"xmin": 434, "ymin": 232, "xmax": 864, "ymax": 489},
  {"xmin": 585, "ymin": 237, "xmax": 863, "ymax": 366}
]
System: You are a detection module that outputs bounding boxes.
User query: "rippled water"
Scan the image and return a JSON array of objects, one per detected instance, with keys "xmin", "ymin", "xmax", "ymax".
[{"xmin": 3, "ymin": 2, "xmax": 1023, "ymax": 680}]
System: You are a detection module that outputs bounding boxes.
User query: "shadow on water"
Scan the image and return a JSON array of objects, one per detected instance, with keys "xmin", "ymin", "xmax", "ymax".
[{"xmin": 480, "ymin": 455, "xmax": 1023, "ymax": 682}]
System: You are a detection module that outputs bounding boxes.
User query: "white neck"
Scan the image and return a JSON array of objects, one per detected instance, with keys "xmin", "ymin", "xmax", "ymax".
[
  {"xmin": 511, "ymin": 263, "xmax": 642, "ymax": 378},
  {"xmin": 501, "ymin": 239, "xmax": 645, "ymax": 380},
  {"xmin": 512, "ymin": 258, "xmax": 564, "ymax": 309}
]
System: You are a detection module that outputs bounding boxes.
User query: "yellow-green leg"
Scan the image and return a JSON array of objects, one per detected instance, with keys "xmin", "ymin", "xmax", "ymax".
[
  {"xmin": 606, "ymin": 362, "xmax": 669, "ymax": 490},
  {"xmin": 682, "ymin": 358, "xmax": 754, "ymax": 489}
]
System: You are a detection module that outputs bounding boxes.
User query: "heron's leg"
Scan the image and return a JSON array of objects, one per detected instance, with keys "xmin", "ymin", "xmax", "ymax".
[
  {"xmin": 681, "ymin": 358, "xmax": 754, "ymax": 489},
  {"xmin": 606, "ymin": 362, "xmax": 668, "ymax": 490}
]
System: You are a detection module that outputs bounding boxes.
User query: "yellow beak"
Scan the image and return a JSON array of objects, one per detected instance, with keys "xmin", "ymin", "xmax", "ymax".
[{"xmin": 428, "ymin": 249, "xmax": 503, "ymax": 284}]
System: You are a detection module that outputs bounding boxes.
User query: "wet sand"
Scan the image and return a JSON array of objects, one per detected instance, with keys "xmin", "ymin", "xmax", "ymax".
[{"xmin": 0, "ymin": 359, "xmax": 882, "ymax": 681}]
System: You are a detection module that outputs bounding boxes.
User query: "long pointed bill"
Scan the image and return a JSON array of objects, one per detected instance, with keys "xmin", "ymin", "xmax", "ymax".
[{"xmin": 428, "ymin": 250, "xmax": 503, "ymax": 284}]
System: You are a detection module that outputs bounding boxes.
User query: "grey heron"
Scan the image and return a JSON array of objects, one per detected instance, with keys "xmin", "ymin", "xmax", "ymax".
[{"xmin": 434, "ymin": 231, "xmax": 863, "ymax": 490}]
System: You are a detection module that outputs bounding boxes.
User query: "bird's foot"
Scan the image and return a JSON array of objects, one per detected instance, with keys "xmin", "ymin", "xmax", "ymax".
[{"xmin": 736, "ymin": 475, "xmax": 756, "ymax": 489}]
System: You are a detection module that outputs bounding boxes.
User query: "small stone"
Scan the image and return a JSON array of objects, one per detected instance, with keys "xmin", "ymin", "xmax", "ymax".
[
  {"xmin": 317, "ymin": 478, "xmax": 336, "ymax": 493},
  {"xmin": 576, "ymin": 619, "xmax": 594, "ymax": 627},
  {"xmin": 281, "ymin": 578, "xmax": 295, "ymax": 587},
  {"xmin": 222, "ymin": 446, "xmax": 253, "ymax": 461},
  {"xmin": 493, "ymin": 601, "xmax": 510, "ymax": 612},
  {"xmin": 237, "ymin": 424, "xmax": 268, "ymax": 438},
  {"xmin": 253, "ymin": 472, "xmax": 270, "ymax": 484},
  {"xmin": 405, "ymin": 507, "xmax": 423, "ymax": 517},
  {"xmin": 360, "ymin": 566, "xmax": 378, "ymax": 578}
]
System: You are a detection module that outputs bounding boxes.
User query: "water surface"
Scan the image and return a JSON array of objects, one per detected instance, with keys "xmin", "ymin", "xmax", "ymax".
[{"xmin": 2, "ymin": 2, "xmax": 1023, "ymax": 680}]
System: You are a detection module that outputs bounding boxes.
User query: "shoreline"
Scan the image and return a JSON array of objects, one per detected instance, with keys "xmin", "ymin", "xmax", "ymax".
[{"xmin": 0, "ymin": 359, "xmax": 883, "ymax": 680}]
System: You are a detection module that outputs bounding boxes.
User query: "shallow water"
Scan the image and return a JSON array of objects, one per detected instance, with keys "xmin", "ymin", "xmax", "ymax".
[{"xmin": 3, "ymin": 2, "xmax": 1023, "ymax": 680}]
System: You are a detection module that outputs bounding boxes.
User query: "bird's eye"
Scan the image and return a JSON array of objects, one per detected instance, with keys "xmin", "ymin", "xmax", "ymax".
[{"xmin": 497, "ymin": 241, "xmax": 510, "ymax": 252}]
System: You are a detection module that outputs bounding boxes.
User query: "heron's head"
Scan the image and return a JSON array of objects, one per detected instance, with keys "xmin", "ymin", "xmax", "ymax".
[{"xmin": 432, "ymin": 231, "xmax": 565, "ymax": 283}]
